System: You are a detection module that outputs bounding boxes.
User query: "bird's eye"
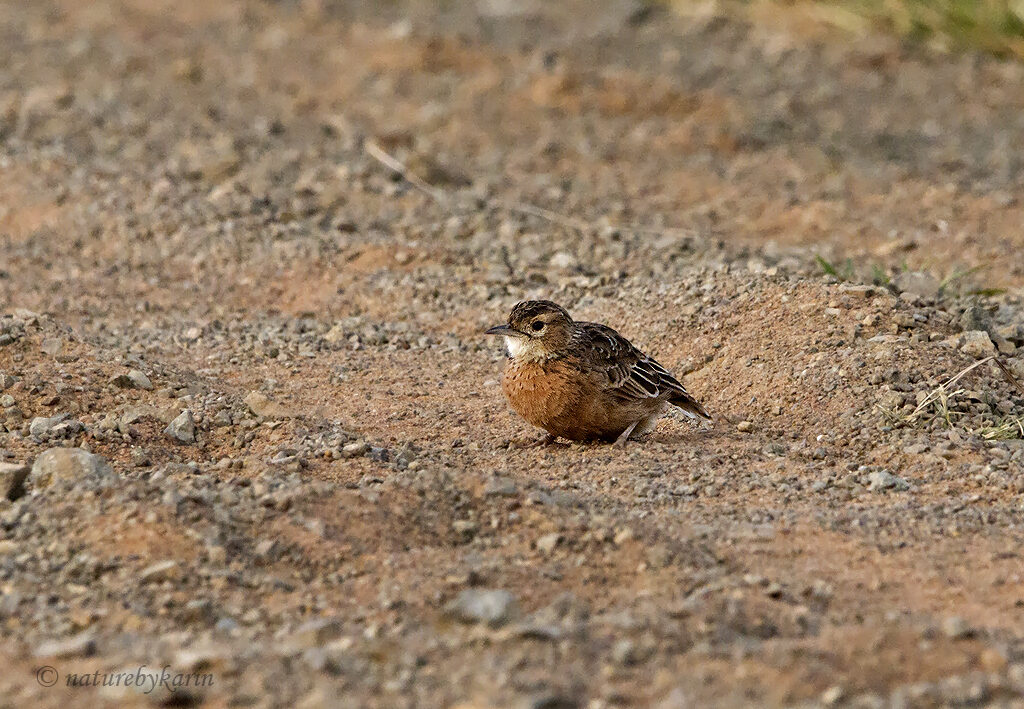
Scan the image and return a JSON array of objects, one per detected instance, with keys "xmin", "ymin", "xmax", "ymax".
[{"xmin": 531, "ymin": 321, "xmax": 544, "ymax": 331}]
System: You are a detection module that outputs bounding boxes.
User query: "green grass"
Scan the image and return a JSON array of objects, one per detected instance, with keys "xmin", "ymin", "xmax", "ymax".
[
  {"xmin": 814, "ymin": 255, "xmax": 894, "ymax": 287},
  {"xmin": 724, "ymin": 1, "xmax": 1024, "ymax": 59},
  {"xmin": 814, "ymin": 255, "xmax": 854, "ymax": 280},
  {"xmin": 976, "ymin": 417, "xmax": 1024, "ymax": 439}
]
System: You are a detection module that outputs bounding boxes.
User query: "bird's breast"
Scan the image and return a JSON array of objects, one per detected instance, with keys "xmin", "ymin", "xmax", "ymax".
[{"xmin": 501, "ymin": 359, "xmax": 583, "ymax": 427}]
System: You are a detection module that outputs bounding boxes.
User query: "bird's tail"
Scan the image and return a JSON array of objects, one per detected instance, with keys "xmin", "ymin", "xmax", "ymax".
[{"xmin": 669, "ymin": 391, "xmax": 712, "ymax": 422}]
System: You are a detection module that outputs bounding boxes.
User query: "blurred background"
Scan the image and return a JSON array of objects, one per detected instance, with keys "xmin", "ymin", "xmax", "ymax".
[{"xmin": 3, "ymin": 0, "xmax": 1024, "ymax": 319}]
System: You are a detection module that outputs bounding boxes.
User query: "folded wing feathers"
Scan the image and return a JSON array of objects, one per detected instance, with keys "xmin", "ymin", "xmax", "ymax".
[{"xmin": 577, "ymin": 323, "xmax": 693, "ymax": 403}]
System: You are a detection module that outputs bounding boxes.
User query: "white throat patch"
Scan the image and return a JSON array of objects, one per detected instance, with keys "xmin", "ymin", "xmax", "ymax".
[
  {"xmin": 503, "ymin": 335, "xmax": 528, "ymax": 358},
  {"xmin": 503, "ymin": 335, "xmax": 548, "ymax": 362}
]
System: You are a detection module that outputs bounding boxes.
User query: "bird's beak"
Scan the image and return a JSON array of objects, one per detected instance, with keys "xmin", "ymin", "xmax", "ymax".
[{"xmin": 485, "ymin": 324, "xmax": 522, "ymax": 337}]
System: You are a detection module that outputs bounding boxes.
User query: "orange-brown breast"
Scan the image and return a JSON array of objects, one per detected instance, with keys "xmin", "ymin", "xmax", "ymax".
[{"xmin": 501, "ymin": 358, "xmax": 641, "ymax": 441}]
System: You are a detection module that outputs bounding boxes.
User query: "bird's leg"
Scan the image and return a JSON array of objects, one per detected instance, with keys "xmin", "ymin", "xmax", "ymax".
[{"xmin": 614, "ymin": 421, "xmax": 640, "ymax": 447}]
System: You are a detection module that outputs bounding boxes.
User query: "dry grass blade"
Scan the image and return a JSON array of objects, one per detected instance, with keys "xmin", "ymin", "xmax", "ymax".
[
  {"xmin": 903, "ymin": 356, "xmax": 995, "ymax": 423},
  {"xmin": 976, "ymin": 417, "xmax": 1024, "ymax": 440},
  {"xmin": 992, "ymin": 357, "xmax": 1024, "ymax": 397},
  {"xmin": 364, "ymin": 138, "xmax": 700, "ymax": 238},
  {"xmin": 364, "ymin": 139, "xmax": 449, "ymax": 206},
  {"xmin": 500, "ymin": 201, "xmax": 590, "ymax": 233}
]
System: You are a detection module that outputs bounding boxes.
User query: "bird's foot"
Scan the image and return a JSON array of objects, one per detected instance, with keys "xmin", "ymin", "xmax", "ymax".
[
  {"xmin": 511, "ymin": 433, "xmax": 558, "ymax": 449},
  {"xmin": 531, "ymin": 433, "xmax": 559, "ymax": 448}
]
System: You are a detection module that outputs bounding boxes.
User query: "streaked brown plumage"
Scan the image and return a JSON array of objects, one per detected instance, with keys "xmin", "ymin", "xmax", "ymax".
[{"xmin": 486, "ymin": 300, "xmax": 711, "ymax": 443}]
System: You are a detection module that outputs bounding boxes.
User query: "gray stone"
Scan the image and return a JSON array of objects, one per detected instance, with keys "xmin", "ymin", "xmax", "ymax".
[
  {"xmin": 40, "ymin": 337, "xmax": 64, "ymax": 356},
  {"xmin": 838, "ymin": 284, "xmax": 875, "ymax": 298},
  {"xmin": 130, "ymin": 447, "xmax": 151, "ymax": 467},
  {"xmin": 341, "ymin": 441, "xmax": 369, "ymax": 458},
  {"xmin": 960, "ymin": 330, "xmax": 996, "ymax": 359},
  {"xmin": 48, "ymin": 419, "xmax": 84, "ymax": 439},
  {"xmin": 957, "ymin": 308, "xmax": 1014, "ymax": 352},
  {"xmin": 997, "ymin": 323, "xmax": 1024, "ymax": 346},
  {"xmin": 959, "ymin": 305, "xmax": 993, "ymax": 334},
  {"xmin": 111, "ymin": 369, "xmax": 153, "ymax": 390},
  {"xmin": 484, "ymin": 476, "xmax": 518, "ymax": 497},
  {"xmin": 445, "ymin": 588, "xmax": 518, "ymax": 627},
  {"xmin": 1005, "ymin": 358, "xmax": 1024, "ymax": 378},
  {"xmin": 214, "ymin": 617, "xmax": 239, "ymax": 633},
  {"xmin": 0, "ymin": 461, "xmax": 28, "ymax": 500},
  {"xmin": 893, "ymin": 271, "xmax": 940, "ymax": 300},
  {"xmin": 30, "ymin": 448, "xmax": 113, "ymax": 489},
  {"xmin": 29, "ymin": 414, "xmax": 67, "ymax": 440},
  {"xmin": 165, "ymin": 410, "xmax": 196, "ymax": 443},
  {"xmin": 867, "ymin": 470, "xmax": 910, "ymax": 492}
]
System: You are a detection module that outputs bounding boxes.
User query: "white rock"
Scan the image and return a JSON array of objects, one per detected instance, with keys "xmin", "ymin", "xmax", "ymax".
[
  {"xmin": 34, "ymin": 631, "xmax": 96, "ymax": 658},
  {"xmin": 139, "ymin": 560, "xmax": 180, "ymax": 583},
  {"xmin": 535, "ymin": 533, "xmax": 561, "ymax": 555},
  {"xmin": 550, "ymin": 251, "xmax": 577, "ymax": 271},
  {"xmin": 445, "ymin": 589, "xmax": 518, "ymax": 627}
]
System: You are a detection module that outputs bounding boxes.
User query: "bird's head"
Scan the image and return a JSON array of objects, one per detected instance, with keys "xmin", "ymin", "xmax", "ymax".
[{"xmin": 485, "ymin": 300, "xmax": 575, "ymax": 360}]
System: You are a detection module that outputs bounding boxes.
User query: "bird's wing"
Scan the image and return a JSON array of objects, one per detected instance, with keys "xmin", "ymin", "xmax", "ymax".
[
  {"xmin": 574, "ymin": 322, "xmax": 711, "ymax": 420},
  {"xmin": 575, "ymin": 323, "xmax": 677, "ymax": 400}
]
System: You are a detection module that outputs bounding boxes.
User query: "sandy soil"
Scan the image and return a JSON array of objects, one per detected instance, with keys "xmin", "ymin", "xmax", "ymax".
[{"xmin": 1, "ymin": 1, "xmax": 1024, "ymax": 707}]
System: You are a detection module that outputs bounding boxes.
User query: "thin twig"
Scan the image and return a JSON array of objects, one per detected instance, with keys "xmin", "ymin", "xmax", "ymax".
[
  {"xmin": 362, "ymin": 138, "xmax": 699, "ymax": 239},
  {"xmin": 364, "ymin": 139, "xmax": 448, "ymax": 206},
  {"xmin": 992, "ymin": 357, "xmax": 1024, "ymax": 397},
  {"xmin": 498, "ymin": 201, "xmax": 589, "ymax": 233}
]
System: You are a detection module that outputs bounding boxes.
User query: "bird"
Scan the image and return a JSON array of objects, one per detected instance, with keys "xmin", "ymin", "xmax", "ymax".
[{"xmin": 485, "ymin": 300, "xmax": 710, "ymax": 444}]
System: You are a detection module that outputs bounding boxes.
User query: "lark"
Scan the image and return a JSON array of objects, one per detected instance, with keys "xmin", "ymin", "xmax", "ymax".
[{"xmin": 486, "ymin": 300, "xmax": 710, "ymax": 444}]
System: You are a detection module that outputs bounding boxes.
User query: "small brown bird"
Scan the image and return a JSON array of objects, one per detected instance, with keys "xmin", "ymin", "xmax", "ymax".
[{"xmin": 486, "ymin": 300, "xmax": 710, "ymax": 444}]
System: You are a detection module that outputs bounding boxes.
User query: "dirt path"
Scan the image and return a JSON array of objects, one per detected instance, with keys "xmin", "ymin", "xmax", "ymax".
[{"xmin": 2, "ymin": 1, "xmax": 1024, "ymax": 707}]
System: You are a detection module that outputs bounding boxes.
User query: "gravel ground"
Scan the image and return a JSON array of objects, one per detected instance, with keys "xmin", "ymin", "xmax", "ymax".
[{"xmin": 2, "ymin": 0, "xmax": 1024, "ymax": 707}]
